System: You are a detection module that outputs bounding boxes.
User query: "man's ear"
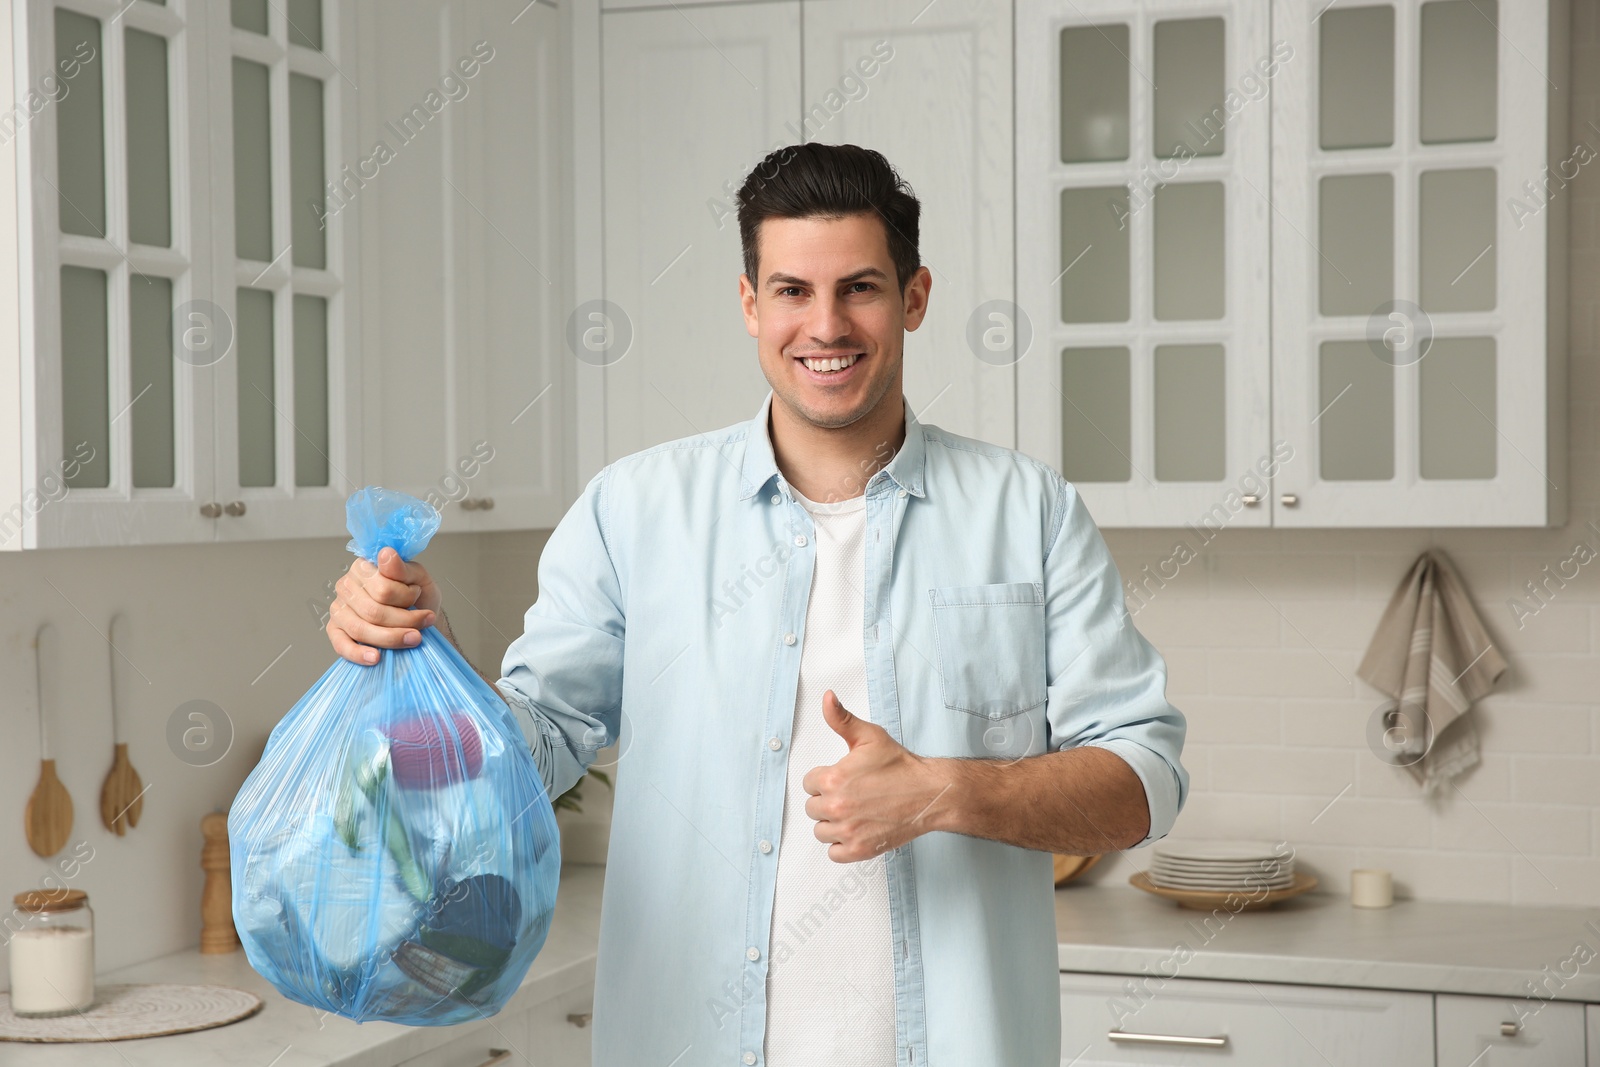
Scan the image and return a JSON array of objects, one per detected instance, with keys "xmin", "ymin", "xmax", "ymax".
[
  {"xmin": 740, "ymin": 273, "xmax": 760, "ymax": 338},
  {"xmin": 901, "ymin": 265, "xmax": 933, "ymax": 332}
]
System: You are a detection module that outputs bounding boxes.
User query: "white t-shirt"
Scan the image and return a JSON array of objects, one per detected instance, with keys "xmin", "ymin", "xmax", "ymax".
[{"xmin": 763, "ymin": 485, "xmax": 897, "ymax": 1065}]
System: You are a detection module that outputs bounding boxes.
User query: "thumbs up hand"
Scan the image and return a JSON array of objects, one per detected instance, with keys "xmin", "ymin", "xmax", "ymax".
[{"xmin": 801, "ymin": 691, "xmax": 944, "ymax": 863}]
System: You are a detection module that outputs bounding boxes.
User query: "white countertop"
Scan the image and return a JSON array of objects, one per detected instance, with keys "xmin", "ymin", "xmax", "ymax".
[
  {"xmin": 1056, "ymin": 883, "xmax": 1600, "ymax": 1003},
  {"xmin": 9, "ymin": 867, "xmax": 1599, "ymax": 1064},
  {"xmin": 0, "ymin": 864, "xmax": 605, "ymax": 1067}
]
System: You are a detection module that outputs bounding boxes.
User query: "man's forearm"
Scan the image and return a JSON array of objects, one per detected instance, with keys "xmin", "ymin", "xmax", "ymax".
[
  {"xmin": 918, "ymin": 745, "xmax": 1150, "ymax": 855},
  {"xmin": 434, "ymin": 610, "xmax": 509, "ymax": 704}
]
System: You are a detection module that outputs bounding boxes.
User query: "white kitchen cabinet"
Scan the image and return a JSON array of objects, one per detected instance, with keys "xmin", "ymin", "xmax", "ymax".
[
  {"xmin": 1269, "ymin": 0, "xmax": 1569, "ymax": 527},
  {"xmin": 1060, "ymin": 972, "xmax": 1434, "ymax": 1065},
  {"xmin": 1436, "ymin": 993, "xmax": 1585, "ymax": 1066},
  {"xmin": 1589, "ymin": 1003, "xmax": 1600, "ymax": 1067},
  {"xmin": 587, "ymin": 0, "xmax": 1013, "ymax": 471},
  {"xmin": 1018, "ymin": 0, "xmax": 1275, "ymax": 529},
  {"xmin": 597, "ymin": 1, "xmax": 800, "ymax": 464},
  {"xmin": 803, "ymin": 0, "xmax": 1014, "ymax": 447},
  {"xmin": 1018, "ymin": 0, "xmax": 1570, "ymax": 529},
  {"xmin": 523, "ymin": 978, "xmax": 596, "ymax": 1066},
  {"xmin": 357, "ymin": 0, "xmax": 573, "ymax": 534},
  {"xmin": 2, "ymin": 0, "xmax": 362, "ymax": 548}
]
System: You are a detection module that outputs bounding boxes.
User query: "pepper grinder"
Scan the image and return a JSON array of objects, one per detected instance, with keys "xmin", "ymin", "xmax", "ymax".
[{"xmin": 200, "ymin": 812, "xmax": 240, "ymax": 954}]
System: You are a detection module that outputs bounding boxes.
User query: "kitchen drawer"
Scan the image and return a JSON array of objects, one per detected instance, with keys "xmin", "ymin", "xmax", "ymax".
[
  {"xmin": 396, "ymin": 1010, "xmax": 532, "ymax": 1067},
  {"xmin": 525, "ymin": 981, "xmax": 596, "ymax": 1066},
  {"xmin": 1060, "ymin": 972, "xmax": 1433, "ymax": 1066},
  {"xmin": 1437, "ymin": 994, "xmax": 1584, "ymax": 1066}
]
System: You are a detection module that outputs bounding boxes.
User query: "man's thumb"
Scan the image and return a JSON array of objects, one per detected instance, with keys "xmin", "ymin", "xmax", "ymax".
[
  {"xmin": 376, "ymin": 546, "xmax": 407, "ymax": 579},
  {"xmin": 823, "ymin": 691, "xmax": 874, "ymax": 748}
]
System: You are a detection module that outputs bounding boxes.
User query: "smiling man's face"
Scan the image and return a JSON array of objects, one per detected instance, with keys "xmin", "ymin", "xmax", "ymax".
[{"xmin": 739, "ymin": 213, "xmax": 930, "ymax": 430}]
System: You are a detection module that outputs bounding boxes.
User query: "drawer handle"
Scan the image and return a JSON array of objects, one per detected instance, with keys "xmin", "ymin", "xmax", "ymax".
[
  {"xmin": 1502, "ymin": 1021, "xmax": 1520, "ymax": 1037},
  {"xmin": 567, "ymin": 1012, "xmax": 592, "ymax": 1028},
  {"xmin": 475, "ymin": 1051, "xmax": 512, "ymax": 1067},
  {"xmin": 1109, "ymin": 1029, "xmax": 1229, "ymax": 1048}
]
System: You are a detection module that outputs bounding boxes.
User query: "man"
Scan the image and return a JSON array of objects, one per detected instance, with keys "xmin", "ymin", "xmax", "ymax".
[{"xmin": 328, "ymin": 143, "xmax": 1188, "ymax": 1066}]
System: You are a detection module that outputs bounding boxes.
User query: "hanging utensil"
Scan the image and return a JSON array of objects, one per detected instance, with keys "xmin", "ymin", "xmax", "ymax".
[
  {"xmin": 100, "ymin": 613, "xmax": 144, "ymax": 834},
  {"xmin": 25, "ymin": 622, "xmax": 73, "ymax": 857}
]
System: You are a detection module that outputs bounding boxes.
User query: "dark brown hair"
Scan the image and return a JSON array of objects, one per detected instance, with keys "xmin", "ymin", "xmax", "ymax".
[{"xmin": 736, "ymin": 143, "xmax": 921, "ymax": 294}]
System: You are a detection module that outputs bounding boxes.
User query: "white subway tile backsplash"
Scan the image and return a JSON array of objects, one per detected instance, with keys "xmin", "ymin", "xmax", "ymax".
[
  {"xmin": 1510, "ymin": 855, "xmax": 1600, "ymax": 907},
  {"xmin": 1208, "ymin": 649, "xmax": 1357, "ymax": 700},
  {"xmin": 1208, "ymin": 747, "xmax": 1357, "ymax": 796},
  {"xmin": 1513, "ymin": 756, "xmax": 1600, "ymax": 806},
  {"xmin": 1130, "ymin": 599, "xmax": 1280, "ymax": 648},
  {"xmin": 1280, "ymin": 699, "xmax": 1370, "ymax": 747},
  {"xmin": 1285, "ymin": 795, "xmax": 1431, "ymax": 848},
  {"xmin": 1179, "ymin": 697, "xmax": 1282, "ymax": 745},
  {"xmin": 1432, "ymin": 803, "xmax": 1590, "ymax": 856},
  {"xmin": 1475, "ymin": 701, "xmax": 1593, "ymax": 754},
  {"xmin": 1166, "ymin": 792, "xmax": 1284, "ymax": 841}
]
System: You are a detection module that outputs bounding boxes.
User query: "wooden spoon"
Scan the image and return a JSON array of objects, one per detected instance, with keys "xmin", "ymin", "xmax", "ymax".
[
  {"xmin": 25, "ymin": 623, "xmax": 73, "ymax": 857},
  {"xmin": 100, "ymin": 614, "xmax": 144, "ymax": 834}
]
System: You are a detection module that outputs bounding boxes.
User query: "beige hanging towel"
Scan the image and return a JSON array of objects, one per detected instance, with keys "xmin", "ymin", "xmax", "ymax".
[{"xmin": 1357, "ymin": 550, "xmax": 1506, "ymax": 796}]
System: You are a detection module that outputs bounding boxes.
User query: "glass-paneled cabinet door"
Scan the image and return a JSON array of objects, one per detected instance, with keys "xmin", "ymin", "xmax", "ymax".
[
  {"xmin": 208, "ymin": 0, "xmax": 360, "ymax": 541},
  {"xmin": 22, "ymin": 0, "xmax": 217, "ymax": 547},
  {"xmin": 1017, "ymin": 0, "xmax": 1273, "ymax": 528},
  {"xmin": 1269, "ymin": 0, "xmax": 1567, "ymax": 527}
]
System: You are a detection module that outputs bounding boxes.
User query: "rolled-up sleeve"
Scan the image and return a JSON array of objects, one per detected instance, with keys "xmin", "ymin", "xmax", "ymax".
[
  {"xmin": 496, "ymin": 466, "xmax": 625, "ymax": 802},
  {"xmin": 1041, "ymin": 477, "xmax": 1188, "ymax": 847}
]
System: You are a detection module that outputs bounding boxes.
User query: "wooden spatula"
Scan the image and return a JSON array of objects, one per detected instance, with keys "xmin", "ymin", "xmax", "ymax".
[
  {"xmin": 100, "ymin": 614, "xmax": 144, "ymax": 834},
  {"xmin": 25, "ymin": 623, "xmax": 72, "ymax": 858}
]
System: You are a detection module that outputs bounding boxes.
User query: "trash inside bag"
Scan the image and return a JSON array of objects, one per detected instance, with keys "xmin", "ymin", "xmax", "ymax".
[{"xmin": 230, "ymin": 487, "xmax": 561, "ymax": 1025}]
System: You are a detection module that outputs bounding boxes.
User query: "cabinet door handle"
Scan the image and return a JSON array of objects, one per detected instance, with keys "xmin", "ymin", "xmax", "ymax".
[
  {"xmin": 480, "ymin": 497, "xmax": 495, "ymax": 511},
  {"xmin": 1108, "ymin": 1029, "xmax": 1229, "ymax": 1048},
  {"xmin": 566, "ymin": 1012, "xmax": 592, "ymax": 1028},
  {"xmin": 199, "ymin": 502, "xmax": 223, "ymax": 518},
  {"xmin": 474, "ymin": 1051, "xmax": 512, "ymax": 1067},
  {"xmin": 1279, "ymin": 493, "xmax": 1299, "ymax": 507},
  {"xmin": 224, "ymin": 500, "xmax": 247, "ymax": 517},
  {"xmin": 1501, "ymin": 1021, "xmax": 1521, "ymax": 1036},
  {"xmin": 1241, "ymin": 494, "xmax": 1261, "ymax": 507}
]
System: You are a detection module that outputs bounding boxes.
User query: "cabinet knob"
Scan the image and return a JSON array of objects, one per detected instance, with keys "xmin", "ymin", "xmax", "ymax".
[
  {"xmin": 566, "ymin": 1012, "xmax": 592, "ymax": 1028},
  {"xmin": 480, "ymin": 497, "xmax": 494, "ymax": 511},
  {"xmin": 224, "ymin": 500, "xmax": 247, "ymax": 517},
  {"xmin": 1279, "ymin": 493, "xmax": 1299, "ymax": 507},
  {"xmin": 1241, "ymin": 494, "xmax": 1261, "ymax": 507},
  {"xmin": 1501, "ymin": 1021, "xmax": 1520, "ymax": 1037},
  {"xmin": 199, "ymin": 502, "xmax": 223, "ymax": 519},
  {"xmin": 473, "ymin": 1052, "xmax": 512, "ymax": 1067},
  {"xmin": 461, "ymin": 497, "xmax": 495, "ymax": 512}
]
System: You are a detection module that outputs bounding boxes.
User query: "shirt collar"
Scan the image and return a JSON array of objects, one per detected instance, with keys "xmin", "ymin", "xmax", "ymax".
[{"xmin": 738, "ymin": 390, "xmax": 927, "ymax": 501}]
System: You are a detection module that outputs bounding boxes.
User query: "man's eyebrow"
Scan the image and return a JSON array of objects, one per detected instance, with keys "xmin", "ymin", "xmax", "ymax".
[{"xmin": 764, "ymin": 267, "xmax": 890, "ymax": 290}]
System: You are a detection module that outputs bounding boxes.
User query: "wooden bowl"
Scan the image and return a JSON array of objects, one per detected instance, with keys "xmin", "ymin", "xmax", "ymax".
[
  {"xmin": 1129, "ymin": 869, "xmax": 1318, "ymax": 911},
  {"xmin": 1052, "ymin": 853, "xmax": 1103, "ymax": 886}
]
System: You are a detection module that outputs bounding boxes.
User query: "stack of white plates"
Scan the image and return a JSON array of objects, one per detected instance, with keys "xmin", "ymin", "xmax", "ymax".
[{"xmin": 1146, "ymin": 839, "xmax": 1295, "ymax": 892}]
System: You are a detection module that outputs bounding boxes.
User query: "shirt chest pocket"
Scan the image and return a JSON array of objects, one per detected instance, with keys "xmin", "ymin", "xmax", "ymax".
[{"xmin": 928, "ymin": 582, "xmax": 1048, "ymax": 719}]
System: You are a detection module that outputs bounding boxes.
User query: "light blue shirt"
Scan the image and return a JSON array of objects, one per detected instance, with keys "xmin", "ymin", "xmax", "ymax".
[{"xmin": 498, "ymin": 392, "xmax": 1189, "ymax": 1066}]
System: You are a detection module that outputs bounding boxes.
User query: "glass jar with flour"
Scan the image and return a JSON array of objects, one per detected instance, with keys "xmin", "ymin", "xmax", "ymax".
[{"xmin": 8, "ymin": 889, "xmax": 95, "ymax": 1017}]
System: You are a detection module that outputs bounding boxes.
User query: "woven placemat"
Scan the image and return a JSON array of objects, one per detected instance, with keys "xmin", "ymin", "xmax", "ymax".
[{"xmin": 0, "ymin": 984, "xmax": 262, "ymax": 1042}]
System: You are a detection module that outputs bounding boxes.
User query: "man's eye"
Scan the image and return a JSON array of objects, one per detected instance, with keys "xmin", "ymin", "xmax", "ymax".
[
  {"xmin": 778, "ymin": 287, "xmax": 802, "ymax": 298},
  {"xmin": 848, "ymin": 283, "xmax": 876, "ymax": 294}
]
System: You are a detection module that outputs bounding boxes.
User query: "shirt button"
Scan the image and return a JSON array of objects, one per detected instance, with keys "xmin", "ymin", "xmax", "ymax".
[
  {"xmin": 770, "ymin": 494, "xmax": 780, "ymax": 504},
  {"xmin": 794, "ymin": 534, "xmax": 807, "ymax": 547},
  {"xmin": 758, "ymin": 839, "xmax": 772, "ymax": 854},
  {"xmin": 768, "ymin": 736, "xmax": 782, "ymax": 751},
  {"xmin": 783, "ymin": 632, "xmax": 796, "ymax": 646},
  {"xmin": 743, "ymin": 1054, "xmax": 757, "ymax": 1066},
  {"xmin": 898, "ymin": 488, "xmax": 908, "ymax": 498},
  {"xmin": 746, "ymin": 946, "xmax": 761, "ymax": 961}
]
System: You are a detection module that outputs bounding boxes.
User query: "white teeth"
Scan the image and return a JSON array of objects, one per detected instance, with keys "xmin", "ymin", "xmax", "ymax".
[{"xmin": 803, "ymin": 353, "xmax": 859, "ymax": 373}]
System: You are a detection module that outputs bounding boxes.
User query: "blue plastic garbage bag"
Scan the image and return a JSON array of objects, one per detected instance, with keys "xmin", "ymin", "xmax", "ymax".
[{"xmin": 229, "ymin": 487, "xmax": 561, "ymax": 1025}]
